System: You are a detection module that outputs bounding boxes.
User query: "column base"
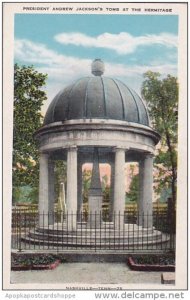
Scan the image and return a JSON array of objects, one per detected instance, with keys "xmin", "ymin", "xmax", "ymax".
[
  {"xmin": 66, "ymin": 213, "xmax": 77, "ymax": 231},
  {"xmin": 113, "ymin": 212, "xmax": 124, "ymax": 230},
  {"xmin": 137, "ymin": 214, "xmax": 153, "ymax": 228},
  {"xmin": 38, "ymin": 213, "xmax": 49, "ymax": 228}
]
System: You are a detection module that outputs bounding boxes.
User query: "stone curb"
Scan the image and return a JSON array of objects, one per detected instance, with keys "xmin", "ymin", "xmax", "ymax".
[
  {"xmin": 161, "ymin": 272, "xmax": 175, "ymax": 284},
  {"xmin": 11, "ymin": 260, "xmax": 60, "ymax": 271},
  {"xmin": 127, "ymin": 257, "xmax": 175, "ymax": 272}
]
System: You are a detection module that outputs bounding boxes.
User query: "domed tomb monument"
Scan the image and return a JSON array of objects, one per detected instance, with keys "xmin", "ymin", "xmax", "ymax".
[
  {"xmin": 31, "ymin": 59, "xmax": 162, "ymax": 249},
  {"xmin": 44, "ymin": 59, "xmax": 149, "ymax": 126}
]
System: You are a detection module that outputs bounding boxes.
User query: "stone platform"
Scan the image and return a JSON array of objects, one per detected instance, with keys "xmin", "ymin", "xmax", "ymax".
[
  {"xmin": 21, "ymin": 222, "xmax": 169, "ymax": 249},
  {"xmin": 161, "ymin": 272, "xmax": 175, "ymax": 284}
]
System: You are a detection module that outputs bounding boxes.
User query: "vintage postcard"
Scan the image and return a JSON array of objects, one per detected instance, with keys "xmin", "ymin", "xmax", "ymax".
[{"xmin": 2, "ymin": 1, "xmax": 188, "ymax": 296}]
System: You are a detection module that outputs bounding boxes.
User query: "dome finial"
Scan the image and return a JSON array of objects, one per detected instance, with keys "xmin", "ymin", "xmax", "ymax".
[{"xmin": 91, "ymin": 59, "xmax": 105, "ymax": 76}]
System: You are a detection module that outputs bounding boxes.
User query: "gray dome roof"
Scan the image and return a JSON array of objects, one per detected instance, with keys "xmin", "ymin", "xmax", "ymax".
[{"xmin": 44, "ymin": 64, "xmax": 149, "ymax": 126}]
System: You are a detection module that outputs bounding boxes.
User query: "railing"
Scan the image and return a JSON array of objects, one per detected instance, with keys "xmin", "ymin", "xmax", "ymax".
[{"xmin": 11, "ymin": 209, "xmax": 175, "ymax": 252}]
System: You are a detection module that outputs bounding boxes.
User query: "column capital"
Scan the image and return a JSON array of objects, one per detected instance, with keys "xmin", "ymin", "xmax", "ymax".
[
  {"xmin": 39, "ymin": 151, "xmax": 49, "ymax": 157},
  {"xmin": 140, "ymin": 152, "xmax": 154, "ymax": 161},
  {"xmin": 67, "ymin": 145, "xmax": 78, "ymax": 152},
  {"xmin": 113, "ymin": 146, "xmax": 129, "ymax": 153},
  {"xmin": 145, "ymin": 152, "xmax": 154, "ymax": 159}
]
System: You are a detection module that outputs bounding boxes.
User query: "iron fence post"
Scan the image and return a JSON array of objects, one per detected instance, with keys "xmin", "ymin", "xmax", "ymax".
[
  {"xmin": 167, "ymin": 197, "xmax": 175, "ymax": 251},
  {"xmin": 18, "ymin": 211, "xmax": 22, "ymax": 252}
]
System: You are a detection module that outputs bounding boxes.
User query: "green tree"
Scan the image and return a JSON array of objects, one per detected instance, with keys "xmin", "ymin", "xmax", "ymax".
[
  {"xmin": 13, "ymin": 64, "xmax": 47, "ymax": 203},
  {"xmin": 126, "ymin": 165, "xmax": 139, "ymax": 202},
  {"xmin": 141, "ymin": 71, "xmax": 178, "ymax": 203},
  {"xmin": 127, "ymin": 175, "xmax": 139, "ymax": 202}
]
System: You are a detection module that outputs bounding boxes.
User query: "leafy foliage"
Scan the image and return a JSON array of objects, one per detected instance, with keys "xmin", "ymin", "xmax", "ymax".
[
  {"xmin": 13, "ymin": 64, "xmax": 47, "ymax": 202},
  {"xmin": 127, "ymin": 174, "xmax": 139, "ymax": 202},
  {"xmin": 132, "ymin": 254, "xmax": 175, "ymax": 266},
  {"xmin": 126, "ymin": 165, "xmax": 139, "ymax": 203},
  {"xmin": 12, "ymin": 254, "xmax": 57, "ymax": 266},
  {"xmin": 141, "ymin": 71, "xmax": 178, "ymax": 202}
]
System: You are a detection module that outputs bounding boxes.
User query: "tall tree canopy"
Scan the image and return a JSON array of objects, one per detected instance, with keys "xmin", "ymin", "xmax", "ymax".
[
  {"xmin": 141, "ymin": 71, "xmax": 178, "ymax": 203},
  {"xmin": 13, "ymin": 64, "xmax": 47, "ymax": 202}
]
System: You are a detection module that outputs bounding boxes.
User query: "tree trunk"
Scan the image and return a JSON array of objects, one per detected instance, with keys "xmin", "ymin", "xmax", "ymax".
[{"xmin": 165, "ymin": 131, "xmax": 177, "ymax": 203}]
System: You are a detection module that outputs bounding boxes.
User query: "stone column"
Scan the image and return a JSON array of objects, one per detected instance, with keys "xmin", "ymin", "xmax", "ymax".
[
  {"xmin": 57, "ymin": 181, "xmax": 66, "ymax": 223},
  {"xmin": 138, "ymin": 153, "xmax": 154, "ymax": 228},
  {"xmin": 77, "ymin": 161, "xmax": 83, "ymax": 221},
  {"xmin": 48, "ymin": 159, "xmax": 55, "ymax": 225},
  {"xmin": 66, "ymin": 146, "xmax": 78, "ymax": 231},
  {"xmin": 39, "ymin": 152, "xmax": 49, "ymax": 227},
  {"xmin": 109, "ymin": 162, "xmax": 115, "ymax": 221},
  {"xmin": 113, "ymin": 148, "xmax": 126, "ymax": 229}
]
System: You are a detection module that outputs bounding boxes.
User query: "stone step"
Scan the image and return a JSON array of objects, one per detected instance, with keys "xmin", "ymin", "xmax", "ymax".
[
  {"xmin": 36, "ymin": 224, "xmax": 154, "ymax": 235},
  {"xmin": 21, "ymin": 235, "xmax": 169, "ymax": 248},
  {"xmin": 161, "ymin": 273, "xmax": 175, "ymax": 284},
  {"xmin": 28, "ymin": 230, "xmax": 164, "ymax": 244},
  {"xmin": 21, "ymin": 229, "xmax": 169, "ymax": 248}
]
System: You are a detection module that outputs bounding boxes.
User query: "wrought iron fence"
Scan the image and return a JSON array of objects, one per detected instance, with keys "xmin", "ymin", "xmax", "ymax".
[{"xmin": 11, "ymin": 209, "xmax": 175, "ymax": 252}]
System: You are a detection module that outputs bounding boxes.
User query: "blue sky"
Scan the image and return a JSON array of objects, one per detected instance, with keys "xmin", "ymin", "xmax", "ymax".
[{"xmin": 14, "ymin": 14, "xmax": 178, "ymax": 113}]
